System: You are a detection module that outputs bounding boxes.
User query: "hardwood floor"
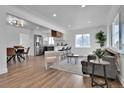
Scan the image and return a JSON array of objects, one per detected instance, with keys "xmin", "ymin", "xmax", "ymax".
[{"xmin": 0, "ymin": 56, "xmax": 122, "ymax": 88}]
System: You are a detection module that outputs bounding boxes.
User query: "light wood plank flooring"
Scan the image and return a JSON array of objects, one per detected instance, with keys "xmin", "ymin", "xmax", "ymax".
[{"xmin": 0, "ymin": 56, "xmax": 122, "ymax": 88}]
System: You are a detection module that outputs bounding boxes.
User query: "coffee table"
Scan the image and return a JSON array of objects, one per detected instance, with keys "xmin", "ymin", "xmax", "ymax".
[{"xmin": 67, "ymin": 54, "xmax": 80, "ymax": 64}]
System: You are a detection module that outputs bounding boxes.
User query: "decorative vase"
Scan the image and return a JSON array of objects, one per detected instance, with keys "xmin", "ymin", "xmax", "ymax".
[{"xmin": 97, "ymin": 57, "xmax": 102, "ymax": 63}]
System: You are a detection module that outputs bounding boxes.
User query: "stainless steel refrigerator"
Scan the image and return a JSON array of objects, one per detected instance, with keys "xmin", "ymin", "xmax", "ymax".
[{"xmin": 34, "ymin": 35, "xmax": 43, "ymax": 56}]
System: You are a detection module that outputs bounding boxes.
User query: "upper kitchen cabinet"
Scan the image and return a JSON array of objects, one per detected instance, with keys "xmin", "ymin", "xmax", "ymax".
[{"xmin": 51, "ymin": 30, "xmax": 63, "ymax": 38}]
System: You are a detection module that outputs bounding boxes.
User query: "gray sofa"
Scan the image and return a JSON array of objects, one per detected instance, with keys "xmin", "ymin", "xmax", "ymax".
[{"xmin": 81, "ymin": 55, "xmax": 118, "ymax": 80}]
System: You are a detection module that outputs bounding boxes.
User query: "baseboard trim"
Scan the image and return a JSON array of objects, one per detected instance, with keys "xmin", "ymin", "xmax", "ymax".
[
  {"xmin": 0, "ymin": 68, "xmax": 8, "ymax": 75},
  {"xmin": 118, "ymin": 75, "xmax": 124, "ymax": 87},
  {"xmin": 120, "ymin": 79, "xmax": 124, "ymax": 87}
]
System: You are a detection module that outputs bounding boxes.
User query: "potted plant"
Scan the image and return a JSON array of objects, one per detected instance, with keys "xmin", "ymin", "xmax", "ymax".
[
  {"xmin": 93, "ymin": 30, "xmax": 107, "ymax": 63},
  {"xmin": 96, "ymin": 30, "xmax": 107, "ymax": 48},
  {"xmin": 93, "ymin": 48, "xmax": 104, "ymax": 63}
]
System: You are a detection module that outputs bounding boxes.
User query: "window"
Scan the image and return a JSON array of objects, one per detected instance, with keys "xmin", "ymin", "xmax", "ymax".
[
  {"xmin": 112, "ymin": 14, "xmax": 119, "ymax": 49},
  {"xmin": 75, "ymin": 34, "xmax": 90, "ymax": 48}
]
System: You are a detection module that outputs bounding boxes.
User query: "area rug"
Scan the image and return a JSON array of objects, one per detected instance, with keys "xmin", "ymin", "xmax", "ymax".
[{"xmin": 50, "ymin": 58, "xmax": 89, "ymax": 76}]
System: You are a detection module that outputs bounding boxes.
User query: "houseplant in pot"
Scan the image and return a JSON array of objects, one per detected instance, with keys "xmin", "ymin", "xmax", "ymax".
[
  {"xmin": 93, "ymin": 48, "xmax": 104, "ymax": 63},
  {"xmin": 96, "ymin": 30, "xmax": 107, "ymax": 48},
  {"xmin": 93, "ymin": 30, "xmax": 107, "ymax": 63}
]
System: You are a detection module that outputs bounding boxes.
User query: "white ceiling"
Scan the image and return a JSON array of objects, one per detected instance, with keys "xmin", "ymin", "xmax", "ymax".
[
  {"xmin": 14, "ymin": 5, "xmax": 112, "ymax": 31},
  {"xmin": 23, "ymin": 19, "xmax": 50, "ymax": 31}
]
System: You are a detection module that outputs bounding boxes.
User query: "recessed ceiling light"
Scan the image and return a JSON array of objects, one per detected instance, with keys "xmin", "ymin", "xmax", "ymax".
[
  {"xmin": 53, "ymin": 13, "xmax": 57, "ymax": 17},
  {"xmin": 81, "ymin": 5, "xmax": 86, "ymax": 8},
  {"xmin": 88, "ymin": 21, "xmax": 92, "ymax": 23}
]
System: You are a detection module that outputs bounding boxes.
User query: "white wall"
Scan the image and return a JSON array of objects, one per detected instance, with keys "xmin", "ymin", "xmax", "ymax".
[
  {"xmin": 106, "ymin": 5, "xmax": 124, "ymax": 86},
  {"xmin": 20, "ymin": 33, "xmax": 30, "ymax": 48},
  {"xmin": 65, "ymin": 25, "xmax": 107, "ymax": 56},
  {"xmin": 0, "ymin": 7, "xmax": 8, "ymax": 74},
  {"xmin": 0, "ymin": 6, "xmax": 51, "ymax": 74}
]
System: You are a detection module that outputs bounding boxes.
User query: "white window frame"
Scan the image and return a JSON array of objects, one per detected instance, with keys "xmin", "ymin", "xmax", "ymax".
[{"xmin": 75, "ymin": 34, "xmax": 91, "ymax": 48}]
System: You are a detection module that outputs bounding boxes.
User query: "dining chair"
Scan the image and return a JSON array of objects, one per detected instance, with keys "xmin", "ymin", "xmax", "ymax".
[
  {"xmin": 23, "ymin": 47, "xmax": 30, "ymax": 60},
  {"xmin": 7, "ymin": 48, "xmax": 16, "ymax": 63},
  {"xmin": 58, "ymin": 47, "xmax": 65, "ymax": 60},
  {"xmin": 16, "ymin": 48, "xmax": 25, "ymax": 62},
  {"xmin": 67, "ymin": 47, "xmax": 72, "ymax": 54}
]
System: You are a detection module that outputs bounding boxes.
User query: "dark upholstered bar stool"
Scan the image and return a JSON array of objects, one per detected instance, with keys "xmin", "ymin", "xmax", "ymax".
[{"xmin": 91, "ymin": 60, "xmax": 110, "ymax": 88}]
